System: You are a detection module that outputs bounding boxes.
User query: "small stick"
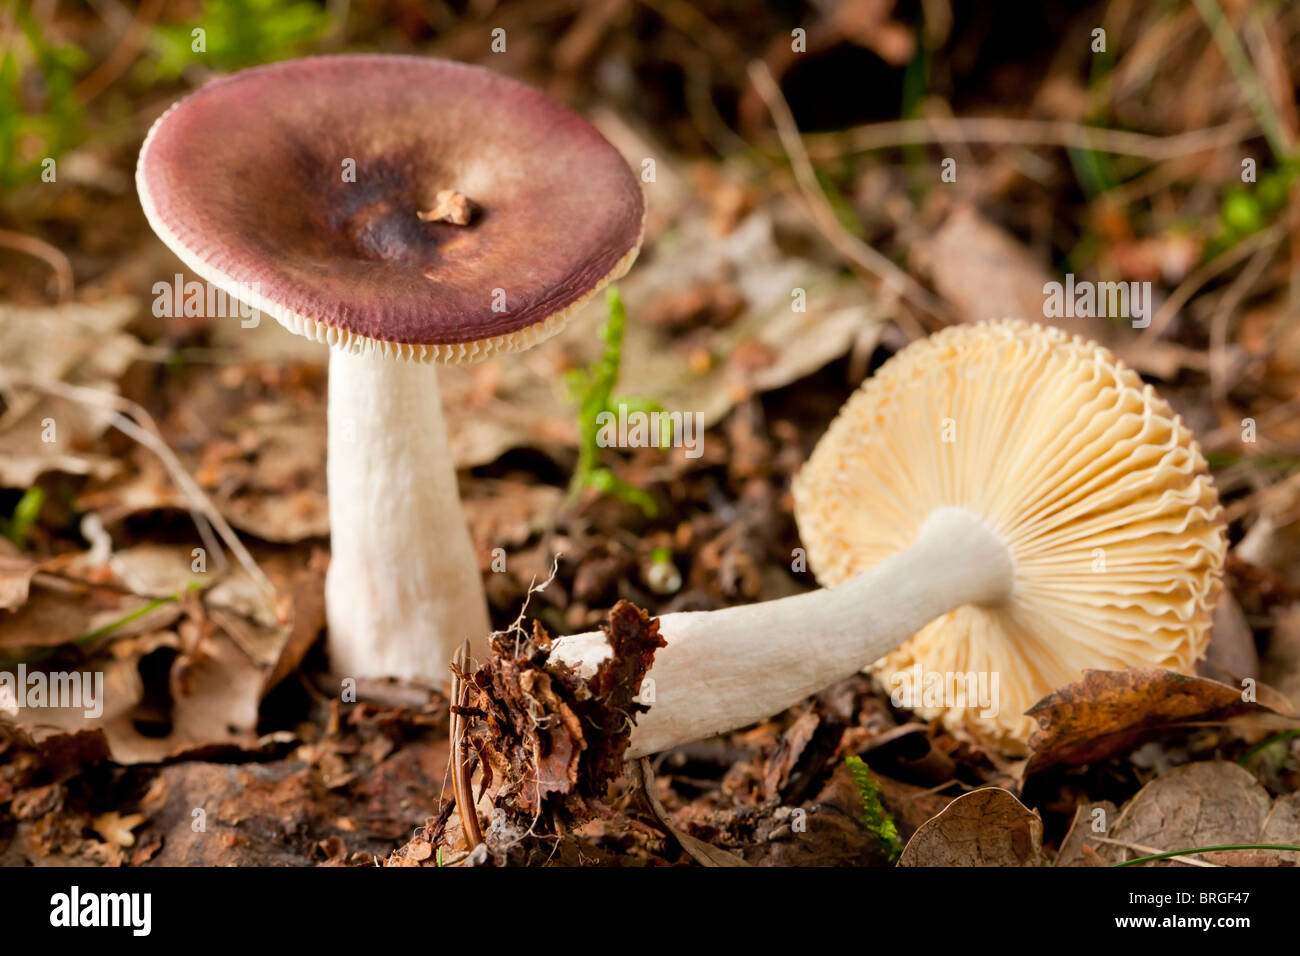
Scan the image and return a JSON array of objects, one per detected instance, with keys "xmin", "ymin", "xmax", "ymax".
[
  {"xmin": 450, "ymin": 641, "xmax": 484, "ymax": 851},
  {"xmin": 0, "ymin": 230, "xmax": 74, "ymax": 302},
  {"xmin": 73, "ymin": 0, "xmax": 165, "ymax": 104},
  {"xmin": 1136, "ymin": 220, "xmax": 1285, "ymax": 343},
  {"xmin": 802, "ymin": 116, "xmax": 1257, "ymax": 163},
  {"xmin": 637, "ymin": 757, "xmax": 749, "ymax": 867},
  {"xmin": 747, "ymin": 60, "xmax": 945, "ymax": 336},
  {"xmin": 1092, "ymin": 836, "xmax": 1217, "ymax": 867}
]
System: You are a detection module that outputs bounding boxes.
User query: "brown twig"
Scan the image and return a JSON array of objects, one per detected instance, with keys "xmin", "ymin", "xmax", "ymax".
[
  {"xmin": 73, "ymin": 0, "xmax": 165, "ymax": 104},
  {"xmin": 1206, "ymin": 239, "xmax": 1276, "ymax": 404},
  {"xmin": 450, "ymin": 641, "xmax": 484, "ymax": 851},
  {"xmin": 1092, "ymin": 836, "xmax": 1217, "ymax": 867},
  {"xmin": 747, "ymin": 60, "xmax": 946, "ymax": 336},
  {"xmin": 0, "ymin": 230, "xmax": 74, "ymax": 302},
  {"xmin": 1137, "ymin": 221, "xmax": 1286, "ymax": 343},
  {"xmin": 637, "ymin": 757, "xmax": 749, "ymax": 867},
  {"xmin": 803, "ymin": 116, "xmax": 1258, "ymax": 163}
]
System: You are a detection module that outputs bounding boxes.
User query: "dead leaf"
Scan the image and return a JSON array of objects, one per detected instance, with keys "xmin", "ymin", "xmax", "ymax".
[
  {"xmin": 259, "ymin": 552, "xmax": 327, "ymax": 698},
  {"xmin": 1201, "ymin": 590, "xmax": 1258, "ymax": 681},
  {"xmin": 0, "ymin": 541, "xmax": 39, "ymax": 611},
  {"xmin": 1026, "ymin": 668, "xmax": 1298, "ymax": 774},
  {"xmin": 1055, "ymin": 800, "xmax": 1120, "ymax": 866},
  {"xmin": 899, "ymin": 787, "xmax": 1044, "ymax": 866},
  {"xmin": 0, "ymin": 297, "xmax": 140, "ymax": 487},
  {"xmin": 1093, "ymin": 762, "xmax": 1297, "ymax": 866},
  {"xmin": 911, "ymin": 205, "xmax": 1113, "ymax": 342},
  {"xmin": 639, "ymin": 759, "xmax": 750, "ymax": 867}
]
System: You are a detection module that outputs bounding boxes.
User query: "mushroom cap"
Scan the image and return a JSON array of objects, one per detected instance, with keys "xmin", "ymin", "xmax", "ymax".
[
  {"xmin": 137, "ymin": 55, "xmax": 644, "ymax": 362},
  {"xmin": 793, "ymin": 319, "xmax": 1225, "ymax": 750}
]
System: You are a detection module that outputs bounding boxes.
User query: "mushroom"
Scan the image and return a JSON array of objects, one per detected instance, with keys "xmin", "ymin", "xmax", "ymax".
[
  {"xmin": 550, "ymin": 320, "xmax": 1226, "ymax": 756},
  {"xmin": 137, "ymin": 55, "xmax": 644, "ymax": 685}
]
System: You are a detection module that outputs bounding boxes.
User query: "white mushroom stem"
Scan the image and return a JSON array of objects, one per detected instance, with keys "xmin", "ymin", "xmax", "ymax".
[
  {"xmin": 549, "ymin": 507, "xmax": 1015, "ymax": 758},
  {"xmin": 325, "ymin": 347, "xmax": 490, "ymax": 686}
]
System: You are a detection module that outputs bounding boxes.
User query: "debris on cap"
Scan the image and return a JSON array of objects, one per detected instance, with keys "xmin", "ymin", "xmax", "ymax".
[{"xmin": 417, "ymin": 190, "xmax": 476, "ymax": 226}]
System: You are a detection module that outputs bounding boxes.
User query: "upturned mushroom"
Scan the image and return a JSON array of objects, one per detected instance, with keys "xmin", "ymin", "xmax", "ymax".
[
  {"xmin": 550, "ymin": 320, "xmax": 1226, "ymax": 756},
  {"xmin": 137, "ymin": 55, "xmax": 644, "ymax": 685}
]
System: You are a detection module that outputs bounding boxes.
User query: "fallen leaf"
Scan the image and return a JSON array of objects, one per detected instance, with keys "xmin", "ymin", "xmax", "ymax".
[
  {"xmin": 911, "ymin": 205, "xmax": 1115, "ymax": 343},
  {"xmin": 1076, "ymin": 761, "xmax": 1299, "ymax": 866},
  {"xmin": 1055, "ymin": 800, "xmax": 1120, "ymax": 867},
  {"xmin": 259, "ymin": 552, "xmax": 327, "ymax": 698},
  {"xmin": 0, "ymin": 297, "xmax": 140, "ymax": 487},
  {"xmin": 1200, "ymin": 590, "xmax": 1258, "ymax": 681},
  {"xmin": 898, "ymin": 787, "xmax": 1044, "ymax": 866},
  {"xmin": 0, "ymin": 542, "xmax": 39, "ymax": 611},
  {"xmin": 1026, "ymin": 668, "xmax": 1298, "ymax": 774}
]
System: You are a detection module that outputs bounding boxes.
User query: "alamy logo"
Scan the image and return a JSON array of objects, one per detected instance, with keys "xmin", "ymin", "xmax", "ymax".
[
  {"xmin": 1043, "ymin": 274, "xmax": 1151, "ymax": 328},
  {"xmin": 888, "ymin": 663, "xmax": 999, "ymax": 718},
  {"xmin": 595, "ymin": 404, "xmax": 704, "ymax": 459},
  {"xmin": 50, "ymin": 886, "xmax": 151, "ymax": 936},
  {"xmin": 0, "ymin": 665, "xmax": 103, "ymax": 719}
]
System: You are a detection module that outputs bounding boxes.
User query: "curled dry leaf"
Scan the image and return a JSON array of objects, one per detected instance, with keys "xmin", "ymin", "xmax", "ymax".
[
  {"xmin": 898, "ymin": 787, "xmax": 1044, "ymax": 867},
  {"xmin": 1025, "ymin": 668, "xmax": 1298, "ymax": 775},
  {"xmin": 258, "ymin": 551, "xmax": 327, "ymax": 699}
]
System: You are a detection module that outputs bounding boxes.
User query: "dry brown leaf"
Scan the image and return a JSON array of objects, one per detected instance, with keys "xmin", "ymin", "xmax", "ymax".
[
  {"xmin": 0, "ymin": 297, "xmax": 140, "ymax": 487},
  {"xmin": 1091, "ymin": 762, "xmax": 1298, "ymax": 866},
  {"xmin": 898, "ymin": 787, "xmax": 1044, "ymax": 867},
  {"xmin": 0, "ymin": 583, "xmax": 174, "ymax": 656},
  {"xmin": 0, "ymin": 542, "xmax": 39, "ymax": 611},
  {"xmin": 1055, "ymin": 800, "xmax": 1121, "ymax": 867},
  {"xmin": 1025, "ymin": 668, "xmax": 1298, "ymax": 774},
  {"xmin": 911, "ymin": 205, "xmax": 1112, "ymax": 341},
  {"xmin": 1201, "ymin": 590, "xmax": 1258, "ymax": 681},
  {"xmin": 259, "ymin": 552, "xmax": 327, "ymax": 698},
  {"xmin": 1260, "ymin": 791, "xmax": 1300, "ymax": 856}
]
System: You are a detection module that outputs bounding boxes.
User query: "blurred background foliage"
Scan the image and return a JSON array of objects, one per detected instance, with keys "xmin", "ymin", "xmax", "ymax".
[{"xmin": 3, "ymin": 0, "xmax": 1295, "ymax": 288}]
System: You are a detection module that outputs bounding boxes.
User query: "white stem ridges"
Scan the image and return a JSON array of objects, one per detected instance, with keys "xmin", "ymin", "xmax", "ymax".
[{"xmin": 549, "ymin": 507, "xmax": 1015, "ymax": 758}]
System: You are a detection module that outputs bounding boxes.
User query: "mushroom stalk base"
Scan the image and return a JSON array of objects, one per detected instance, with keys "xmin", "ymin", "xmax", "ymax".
[
  {"xmin": 325, "ymin": 348, "xmax": 490, "ymax": 687},
  {"xmin": 549, "ymin": 507, "xmax": 1014, "ymax": 758}
]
